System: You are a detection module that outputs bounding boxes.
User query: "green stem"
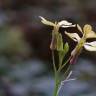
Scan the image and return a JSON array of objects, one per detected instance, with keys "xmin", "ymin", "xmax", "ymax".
[
  {"xmin": 57, "ymin": 56, "xmax": 71, "ymax": 73},
  {"xmin": 52, "ymin": 50, "xmax": 60, "ymax": 96},
  {"xmin": 52, "ymin": 50, "xmax": 56, "ymax": 74},
  {"xmin": 54, "ymin": 72, "xmax": 60, "ymax": 96},
  {"xmin": 54, "ymin": 58, "xmax": 71, "ymax": 96}
]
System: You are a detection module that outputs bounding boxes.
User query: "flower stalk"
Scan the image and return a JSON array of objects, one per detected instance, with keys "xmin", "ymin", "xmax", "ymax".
[
  {"xmin": 65, "ymin": 24, "xmax": 96, "ymax": 64},
  {"xmin": 39, "ymin": 16, "xmax": 96, "ymax": 96},
  {"xmin": 39, "ymin": 16, "xmax": 75, "ymax": 96}
]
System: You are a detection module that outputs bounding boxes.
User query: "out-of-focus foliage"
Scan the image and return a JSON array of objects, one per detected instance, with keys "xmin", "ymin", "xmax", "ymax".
[{"xmin": 0, "ymin": 26, "xmax": 30, "ymax": 58}]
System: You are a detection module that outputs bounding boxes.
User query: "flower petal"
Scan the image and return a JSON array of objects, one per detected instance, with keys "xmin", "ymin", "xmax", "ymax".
[
  {"xmin": 83, "ymin": 24, "xmax": 92, "ymax": 34},
  {"xmin": 39, "ymin": 16, "xmax": 55, "ymax": 26},
  {"xmin": 77, "ymin": 24, "xmax": 83, "ymax": 33},
  {"xmin": 84, "ymin": 41, "xmax": 96, "ymax": 51},
  {"xmin": 86, "ymin": 31, "xmax": 96, "ymax": 38},
  {"xmin": 65, "ymin": 31, "xmax": 81, "ymax": 42},
  {"xmin": 58, "ymin": 20, "xmax": 76, "ymax": 28}
]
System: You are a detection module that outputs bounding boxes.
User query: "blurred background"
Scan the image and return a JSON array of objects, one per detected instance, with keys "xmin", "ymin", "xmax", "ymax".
[{"xmin": 0, "ymin": 0, "xmax": 96, "ymax": 96}]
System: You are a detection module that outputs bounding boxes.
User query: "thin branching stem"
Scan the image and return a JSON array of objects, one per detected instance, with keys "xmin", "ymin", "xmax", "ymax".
[{"xmin": 57, "ymin": 56, "xmax": 71, "ymax": 73}]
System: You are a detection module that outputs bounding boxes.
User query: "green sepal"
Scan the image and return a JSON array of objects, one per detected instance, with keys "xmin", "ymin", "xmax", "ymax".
[
  {"xmin": 56, "ymin": 33, "xmax": 63, "ymax": 51},
  {"xmin": 58, "ymin": 42, "xmax": 69, "ymax": 67},
  {"xmin": 64, "ymin": 42, "xmax": 69, "ymax": 55}
]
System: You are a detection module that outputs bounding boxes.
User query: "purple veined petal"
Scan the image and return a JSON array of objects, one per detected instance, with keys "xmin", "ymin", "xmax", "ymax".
[{"xmin": 84, "ymin": 41, "xmax": 96, "ymax": 51}]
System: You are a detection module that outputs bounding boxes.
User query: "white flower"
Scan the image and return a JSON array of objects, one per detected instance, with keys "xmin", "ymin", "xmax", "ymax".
[
  {"xmin": 65, "ymin": 24, "xmax": 96, "ymax": 51},
  {"xmin": 65, "ymin": 24, "xmax": 96, "ymax": 64},
  {"xmin": 39, "ymin": 16, "xmax": 75, "ymax": 28}
]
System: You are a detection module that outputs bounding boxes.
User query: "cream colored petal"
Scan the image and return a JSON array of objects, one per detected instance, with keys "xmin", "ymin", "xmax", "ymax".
[
  {"xmin": 58, "ymin": 20, "xmax": 76, "ymax": 28},
  {"xmin": 61, "ymin": 25, "xmax": 76, "ymax": 28},
  {"xmin": 85, "ymin": 41, "xmax": 96, "ymax": 46},
  {"xmin": 84, "ymin": 41, "xmax": 96, "ymax": 51},
  {"xmin": 83, "ymin": 24, "xmax": 92, "ymax": 34},
  {"xmin": 77, "ymin": 24, "xmax": 83, "ymax": 33},
  {"xmin": 58, "ymin": 20, "xmax": 72, "ymax": 26},
  {"xmin": 39, "ymin": 16, "xmax": 55, "ymax": 26},
  {"xmin": 86, "ymin": 31, "xmax": 96, "ymax": 38},
  {"xmin": 65, "ymin": 31, "xmax": 81, "ymax": 42}
]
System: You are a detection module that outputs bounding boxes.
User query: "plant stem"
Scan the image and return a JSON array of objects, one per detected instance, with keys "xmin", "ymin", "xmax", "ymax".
[
  {"xmin": 52, "ymin": 50, "xmax": 60, "ymax": 96},
  {"xmin": 52, "ymin": 50, "xmax": 56, "ymax": 74},
  {"xmin": 54, "ymin": 72, "xmax": 60, "ymax": 96},
  {"xmin": 57, "ymin": 56, "xmax": 71, "ymax": 73},
  {"xmin": 53, "ymin": 57, "xmax": 71, "ymax": 96}
]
